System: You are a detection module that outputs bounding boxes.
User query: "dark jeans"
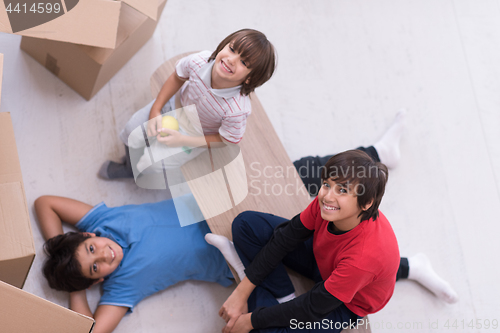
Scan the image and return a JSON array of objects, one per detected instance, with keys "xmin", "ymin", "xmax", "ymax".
[{"xmin": 232, "ymin": 211, "xmax": 361, "ymax": 333}]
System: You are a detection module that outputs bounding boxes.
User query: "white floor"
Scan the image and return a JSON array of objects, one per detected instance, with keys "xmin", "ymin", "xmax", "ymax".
[{"xmin": 1, "ymin": 1, "xmax": 500, "ymax": 332}]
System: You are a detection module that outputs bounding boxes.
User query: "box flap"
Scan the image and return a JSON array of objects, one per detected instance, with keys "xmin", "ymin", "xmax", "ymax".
[
  {"xmin": 78, "ymin": 1, "xmax": 148, "ymax": 64},
  {"xmin": 0, "ymin": 0, "xmax": 122, "ymax": 48},
  {"xmin": 0, "ymin": 113, "xmax": 22, "ymax": 183},
  {"xmin": 120, "ymin": 0, "xmax": 161, "ymax": 20},
  {"xmin": 0, "ymin": 53, "xmax": 3, "ymax": 106},
  {"xmin": 0, "ymin": 113, "xmax": 36, "ymax": 288},
  {"xmin": 0, "ymin": 182, "xmax": 35, "ymax": 261},
  {"xmin": 0, "ymin": 255, "xmax": 34, "ymax": 288},
  {"xmin": 0, "ymin": 280, "xmax": 95, "ymax": 333}
]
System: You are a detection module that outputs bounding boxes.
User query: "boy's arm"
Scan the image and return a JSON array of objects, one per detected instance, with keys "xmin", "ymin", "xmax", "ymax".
[
  {"xmin": 34, "ymin": 195, "xmax": 94, "ymax": 240},
  {"xmin": 245, "ymin": 214, "xmax": 314, "ymax": 286},
  {"xmin": 147, "ymin": 72, "xmax": 187, "ymax": 137},
  {"xmin": 156, "ymin": 130, "xmax": 224, "ymax": 148},
  {"xmin": 250, "ymin": 282, "xmax": 343, "ymax": 330},
  {"xmin": 220, "ymin": 215, "xmax": 313, "ymax": 331},
  {"xmin": 70, "ymin": 290, "xmax": 128, "ymax": 333}
]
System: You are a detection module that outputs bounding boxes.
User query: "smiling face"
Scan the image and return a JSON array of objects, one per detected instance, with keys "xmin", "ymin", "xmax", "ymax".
[
  {"xmin": 75, "ymin": 234, "xmax": 124, "ymax": 280},
  {"xmin": 318, "ymin": 178, "xmax": 372, "ymax": 231},
  {"xmin": 211, "ymin": 42, "xmax": 252, "ymax": 89}
]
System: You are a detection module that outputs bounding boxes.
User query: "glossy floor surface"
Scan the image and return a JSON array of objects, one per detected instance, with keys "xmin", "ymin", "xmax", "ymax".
[{"xmin": 1, "ymin": 1, "xmax": 499, "ymax": 332}]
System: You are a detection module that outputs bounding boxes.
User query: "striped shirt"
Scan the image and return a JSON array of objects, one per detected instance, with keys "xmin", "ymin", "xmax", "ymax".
[{"xmin": 175, "ymin": 51, "xmax": 251, "ymax": 144}]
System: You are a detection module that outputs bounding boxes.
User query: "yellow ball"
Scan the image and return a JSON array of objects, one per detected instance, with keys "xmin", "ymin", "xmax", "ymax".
[{"xmin": 160, "ymin": 116, "xmax": 179, "ymax": 137}]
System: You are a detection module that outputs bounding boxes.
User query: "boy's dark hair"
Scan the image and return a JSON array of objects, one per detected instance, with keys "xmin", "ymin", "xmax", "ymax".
[
  {"xmin": 209, "ymin": 29, "xmax": 277, "ymax": 96},
  {"xmin": 43, "ymin": 232, "xmax": 98, "ymax": 292},
  {"xmin": 321, "ymin": 150, "xmax": 388, "ymax": 222}
]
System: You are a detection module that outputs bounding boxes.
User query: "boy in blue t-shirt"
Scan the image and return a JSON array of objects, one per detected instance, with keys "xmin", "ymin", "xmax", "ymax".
[{"xmin": 35, "ymin": 195, "xmax": 233, "ymax": 333}]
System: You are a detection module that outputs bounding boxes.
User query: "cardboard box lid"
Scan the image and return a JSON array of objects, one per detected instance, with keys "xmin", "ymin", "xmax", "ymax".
[
  {"xmin": 0, "ymin": 280, "xmax": 95, "ymax": 333},
  {"xmin": 0, "ymin": 0, "xmax": 160, "ymax": 48},
  {"xmin": 121, "ymin": 0, "xmax": 161, "ymax": 20},
  {"xmin": 0, "ymin": 113, "xmax": 36, "ymax": 283},
  {"xmin": 78, "ymin": 1, "xmax": 151, "ymax": 64}
]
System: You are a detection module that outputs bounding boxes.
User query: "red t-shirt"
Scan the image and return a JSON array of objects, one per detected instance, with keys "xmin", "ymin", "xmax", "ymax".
[{"xmin": 300, "ymin": 197, "xmax": 400, "ymax": 317}]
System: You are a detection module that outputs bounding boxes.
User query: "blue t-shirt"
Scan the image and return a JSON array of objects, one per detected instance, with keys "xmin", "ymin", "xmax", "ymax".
[{"xmin": 76, "ymin": 198, "xmax": 233, "ymax": 312}]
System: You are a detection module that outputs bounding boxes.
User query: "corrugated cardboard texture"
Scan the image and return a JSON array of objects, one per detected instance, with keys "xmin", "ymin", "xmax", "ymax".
[
  {"xmin": 0, "ymin": 0, "xmax": 122, "ymax": 48},
  {"xmin": 122, "ymin": 0, "xmax": 160, "ymax": 20},
  {"xmin": 0, "ymin": 0, "xmax": 160, "ymax": 48},
  {"xmin": 0, "ymin": 53, "xmax": 3, "ymax": 106},
  {"xmin": 0, "ymin": 280, "xmax": 95, "ymax": 333},
  {"xmin": 20, "ymin": 0, "xmax": 167, "ymax": 100},
  {"xmin": 0, "ymin": 113, "xmax": 36, "ymax": 288}
]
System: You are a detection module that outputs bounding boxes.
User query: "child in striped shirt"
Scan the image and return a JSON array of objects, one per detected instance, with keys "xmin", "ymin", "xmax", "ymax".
[{"xmin": 99, "ymin": 29, "xmax": 277, "ymax": 180}]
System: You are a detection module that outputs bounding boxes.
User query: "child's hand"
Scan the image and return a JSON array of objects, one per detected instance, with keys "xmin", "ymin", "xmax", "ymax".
[
  {"xmin": 219, "ymin": 291, "xmax": 248, "ymax": 333},
  {"xmin": 224, "ymin": 313, "xmax": 253, "ymax": 333},
  {"xmin": 147, "ymin": 114, "xmax": 163, "ymax": 137},
  {"xmin": 156, "ymin": 129, "xmax": 185, "ymax": 147}
]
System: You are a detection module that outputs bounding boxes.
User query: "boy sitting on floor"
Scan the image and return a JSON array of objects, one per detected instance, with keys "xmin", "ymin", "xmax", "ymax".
[{"xmin": 35, "ymin": 195, "xmax": 233, "ymax": 333}]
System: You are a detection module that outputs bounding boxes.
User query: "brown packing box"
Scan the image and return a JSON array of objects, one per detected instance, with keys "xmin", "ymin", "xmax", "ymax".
[
  {"xmin": 0, "ymin": 280, "xmax": 95, "ymax": 332},
  {"xmin": 0, "ymin": 0, "xmax": 122, "ymax": 48},
  {"xmin": 20, "ymin": 0, "xmax": 167, "ymax": 100},
  {"xmin": 0, "ymin": 53, "xmax": 3, "ymax": 106},
  {"xmin": 0, "ymin": 0, "xmax": 162, "ymax": 48},
  {"xmin": 0, "ymin": 112, "xmax": 36, "ymax": 289}
]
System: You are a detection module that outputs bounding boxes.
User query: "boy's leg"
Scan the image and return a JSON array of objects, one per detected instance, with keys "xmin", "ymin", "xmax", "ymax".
[
  {"xmin": 293, "ymin": 146, "xmax": 379, "ymax": 197},
  {"xmin": 293, "ymin": 110, "xmax": 406, "ymax": 196},
  {"xmin": 232, "ymin": 211, "xmax": 296, "ymax": 298},
  {"xmin": 372, "ymin": 109, "xmax": 407, "ymax": 169},
  {"xmin": 401, "ymin": 254, "xmax": 459, "ymax": 303},
  {"xmin": 396, "ymin": 257, "xmax": 410, "ymax": 281},
  {"xmin": 99, "ymin": 100, "xmax": 154, "ymax": 179},
  {"xmin": 248, "ymin": 294, "xmax": 359, "ymax": 333},
  {"xmin": 99, "ymin": 145, "xmax": 137, "ymax": 179}
]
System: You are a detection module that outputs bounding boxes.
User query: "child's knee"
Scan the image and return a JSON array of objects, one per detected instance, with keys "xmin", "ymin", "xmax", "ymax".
[
  {"xmin": 232, "ymin": 211, "xmax": 274, "ymax": 247},
  {"xmin": 232, "ymin": 211, "xmax": 258, "ymax": 244}
]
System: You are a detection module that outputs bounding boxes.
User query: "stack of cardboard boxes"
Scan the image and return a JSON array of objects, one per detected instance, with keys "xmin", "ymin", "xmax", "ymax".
[
  {"xmin": 0, "ymin": 55, "xmax": 95, "ymax": 331},
  {"xmin": 0, "ymin": 0, "xmax": 167, "ymax": 329},
  {"xmin": 0, "ymin": 0, "xmax": 167, "ymax": 100}
]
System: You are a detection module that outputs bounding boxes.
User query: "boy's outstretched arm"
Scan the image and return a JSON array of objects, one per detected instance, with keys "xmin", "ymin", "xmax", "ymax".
[
  {"xmin": 147, "ymin": 72, "xmax": 187, "ymax": 137},
  {"xmin": 71, "ymin": 290, "xmax": 127, "ymax": 333},
  {"xmin": 34, "ymin": 195, "xmax": 93, "ymax": 240}
]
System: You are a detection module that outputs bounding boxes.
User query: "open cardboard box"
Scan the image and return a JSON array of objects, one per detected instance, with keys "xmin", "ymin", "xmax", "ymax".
[
  {"xmin": 0, "ymin": 53, "xmax": 36, "ymax": 288},
  {"xmin": 1, "ymin": 0, "xmax": 162, "ymax": 48},
  {"xmin": 0, "ymin": 113, "xmax": 35, "ymax": 290},
  {"xmin": 20, "ymin": 0, "xmax": 167, "ymax": 100},
  {"xmin": 0, "ymin": 280, "xmax": 95, "ymax": 332},
  {"xmin": 0, "ymin": 56, "xmax": 95, "ymax": 332}
]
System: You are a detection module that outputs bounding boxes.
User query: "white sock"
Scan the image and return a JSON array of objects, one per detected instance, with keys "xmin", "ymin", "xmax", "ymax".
[
  {"xmin": 205, "ymin": 233, "xmax": 246, "ymax": 280},
  {"xmin": 276, "ymin": 292, "xmax": 296, "ymax": 304},
  {"xmin": 373, "ymin": 109, "xmax": 407, "ymax": 169},
  {"xmin": 408, "ymin": 253, "xmax": 459, "ymax": 304}
]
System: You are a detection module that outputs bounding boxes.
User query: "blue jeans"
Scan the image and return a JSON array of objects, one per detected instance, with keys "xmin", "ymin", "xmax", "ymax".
[{"xmin": 232, "ymin": 211, "xmax": 360, "ymax": 332}]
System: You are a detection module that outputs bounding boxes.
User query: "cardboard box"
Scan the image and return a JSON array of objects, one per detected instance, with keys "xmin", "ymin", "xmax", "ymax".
[
  {"xmin": 0, "ymin": 112, "xmax": 36, "ymax": 289},
  {"xmin": 0, "ymin": 280, "xmax": 95, "ymax": 332},
  {"xmin": 0, "ymin": 53, "xmax": 3, "ymax": 106},
  {"xmin": 20, "ymin": 0, "xmax": 167, "ymax": 100},
  {"xmin": 0, "ymin": 0, "xmax": 122, "ymax": 48}
]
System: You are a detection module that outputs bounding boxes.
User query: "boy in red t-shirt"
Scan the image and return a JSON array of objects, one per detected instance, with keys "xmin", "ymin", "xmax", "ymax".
[{"xmin": 207, "ymin": 150, "xmax": 398, "ymax": 332}]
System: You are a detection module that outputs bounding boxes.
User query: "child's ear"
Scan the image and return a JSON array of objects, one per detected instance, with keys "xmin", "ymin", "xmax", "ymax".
[
  {"xmin": 82, "ymin": 232, "xmax": 96, "ymax": 237},
  {"xmin": 245, "ymin": 77, "xmax": 251, "ymax": 84},
  {"xmin": 361, "ymin": 199, "xmax": 374, "ymax": 211}
]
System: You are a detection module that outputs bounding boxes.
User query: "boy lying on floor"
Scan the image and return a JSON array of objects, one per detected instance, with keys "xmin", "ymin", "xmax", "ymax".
[{"xmin": 35, "ymin": 195, "xmax": 233, "ymax": 333}]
